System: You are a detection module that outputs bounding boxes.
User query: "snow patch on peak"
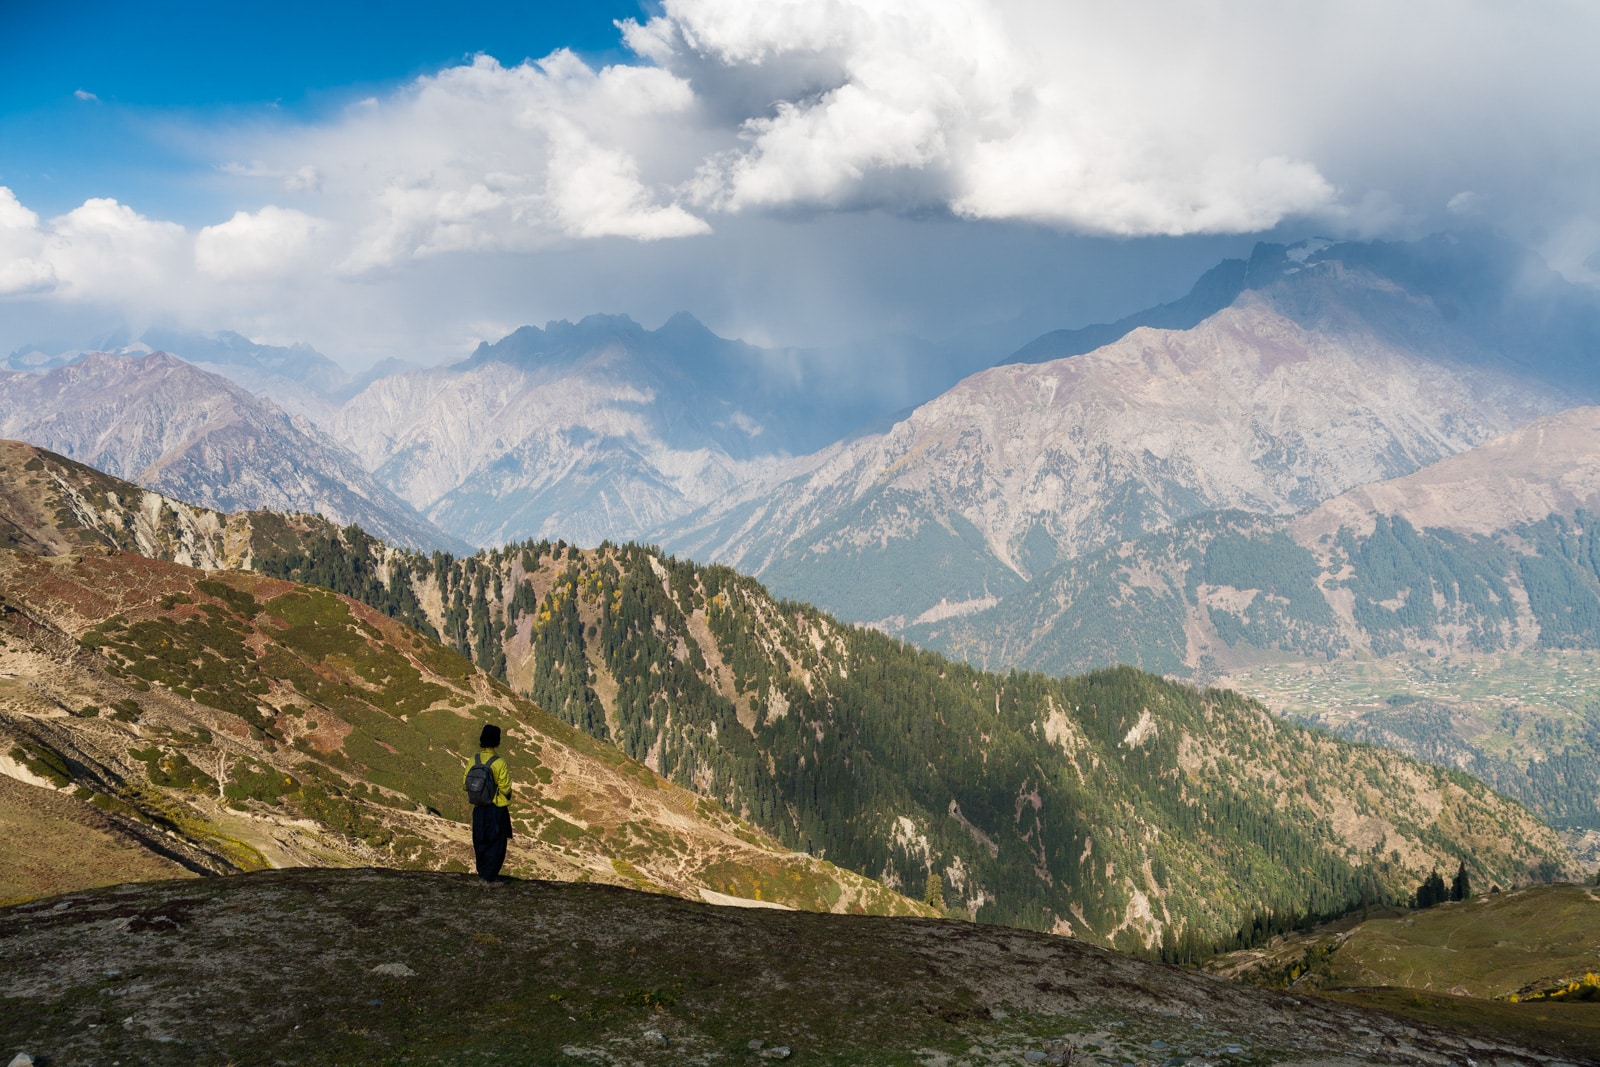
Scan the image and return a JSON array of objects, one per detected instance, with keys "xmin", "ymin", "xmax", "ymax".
[{"xmin": 1286, "ymin": 237, "xmax": 1333, "ymax": 263}]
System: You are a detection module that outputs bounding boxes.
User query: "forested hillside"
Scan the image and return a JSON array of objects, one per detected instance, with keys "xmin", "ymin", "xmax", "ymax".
[
  {"xmin": 913, "ymin": 509, "xmax": 1600, "ymax": 675},
  {"xmin": 256, "ymin": 529, "xmax": 1574, "ymax": 951},
  {"xmin": 907, "ymin": 505, "xmax": 1600, "ymax": 835},
  {"xmin": 5, "ymin": 440, "xmax": 1576, "ymax": 951},
  {"xmin": 0, "ymin": 443, "xmax": 923, "ymax": 916}
]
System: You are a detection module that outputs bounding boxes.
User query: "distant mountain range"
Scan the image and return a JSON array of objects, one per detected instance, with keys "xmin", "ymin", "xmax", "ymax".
[
  {"xmin": 908, "ymin": 406, "xmax": 1600, "ymax": 674},
  {"xmin": 330, "ymin": 314, "xmax": 798, "ymax": 547},
  {"xmin": 5, "ymin": 328, "xmax": 414, "ymax": 422},
  {"xmin": 6, "ymin": 315, "xmax": 990, "ymax": 549},
  {"xmin": 0, "ymin": 350, "xmax": 462, "ymax": 552},
  {"xmin": 324, "ymin": 310, "xmax": 1074, "ymax": 547},
  {"xmin": 660, "ymin": 237, "xmax": 1584, "ymax": 628},
  {"xmin": 6, "ymin": 229, "xmax": 1599, "ymax": 670}
]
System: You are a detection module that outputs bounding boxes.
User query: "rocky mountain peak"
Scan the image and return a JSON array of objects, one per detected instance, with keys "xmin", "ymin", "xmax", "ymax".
[
  {"xmin": 464, "ymin": 313, "xmax": 653, "ymax": 371},
  {"xmin": 0, "ymin": 354, "xmax": 462, "ymax": 552},
  {"xmin": 663, "ymin": 256, "xmax": 1575, "ymax": 627}
]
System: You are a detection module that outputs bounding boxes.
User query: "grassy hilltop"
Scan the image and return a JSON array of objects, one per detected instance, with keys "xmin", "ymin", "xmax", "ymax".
[
  {"xmin": 1209, "ymin": 881, "xmax": 1600, "ymax": 1060},
  {"xmin": 1, "ymin": 868, "xmax": 1588, "ymax": 1066}
]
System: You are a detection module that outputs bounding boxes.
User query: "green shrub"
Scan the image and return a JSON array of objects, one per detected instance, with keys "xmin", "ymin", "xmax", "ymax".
[
  {"xmin": 128, "ymin": 746, "xmax": 217, "ymax": 792},
  {"xmin": 11, "ymin": 742, "xmax": 71, "ymax": 787}
]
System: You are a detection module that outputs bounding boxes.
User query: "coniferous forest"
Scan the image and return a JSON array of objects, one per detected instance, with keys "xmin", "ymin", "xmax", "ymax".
[{"xmin": 257, "ymin": 526, "xmax": 1571, "ymax": 952}]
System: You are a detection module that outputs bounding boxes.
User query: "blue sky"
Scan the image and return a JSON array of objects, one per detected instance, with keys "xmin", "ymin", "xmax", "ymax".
[
  {"xmin": 1, "ymin": 1, "xmax": 643, "ymax": 219},
  {"xmin": 3, "ymin": 1, "xmax": 1599, "ymax": 367}
]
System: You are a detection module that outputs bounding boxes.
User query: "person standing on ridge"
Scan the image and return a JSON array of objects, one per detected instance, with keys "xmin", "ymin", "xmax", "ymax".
[{"xmin": 464, "ymin": 723, "xmax": 512, "ymax": 885}]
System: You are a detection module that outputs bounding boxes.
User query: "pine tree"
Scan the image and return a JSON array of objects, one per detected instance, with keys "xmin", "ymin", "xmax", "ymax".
[
  {"xmin": 1450, "ymin": 860, "xmax": 1471, "ymax": 902},
  {"xmin": 1414, "ymin": 868, "xmax": 1447, "ymax": 909},
  {"xmin": 923, "ymin": 871, "xmax": 945, "ymax": 911}
]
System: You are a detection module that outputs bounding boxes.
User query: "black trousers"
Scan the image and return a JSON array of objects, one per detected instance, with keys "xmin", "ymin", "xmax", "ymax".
[{"xmin": 472, "ymin": 804, "xmax": 512, "ymax": 880}]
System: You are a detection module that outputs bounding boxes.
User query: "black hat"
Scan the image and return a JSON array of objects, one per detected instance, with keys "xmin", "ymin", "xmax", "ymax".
[{"xmin": 479, "ymin": 724, "xmax": 501, "ymax": 748}]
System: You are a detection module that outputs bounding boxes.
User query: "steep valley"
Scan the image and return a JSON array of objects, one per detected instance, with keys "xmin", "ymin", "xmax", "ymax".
[
  {"xmin": 1, "ymin": 440, "xmax": 1574, "ymax": 956},
  {"xmin": 906, "ymin": 406, "xmax": 1600, "ymax": 846},
  {"xmin": 0, "ymin": 444, "xmax": 924, "ymax": 918}
]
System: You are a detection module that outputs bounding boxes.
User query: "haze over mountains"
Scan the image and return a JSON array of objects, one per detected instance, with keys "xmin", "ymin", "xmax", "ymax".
[
  {"xmin": 328, "ymin": 313, "xmax": 854, "ymax": 547},
  {"xmin": 662, "ymin": 234, "xmax": 1592, "ymax": 627},
  {"xmin": 4, "ymin": 328, "xmax": 409, "ymax": 423},
  {"xmin": 6, "ymin": 229, "xmax": 1600, "ymax": 671},
  {"xmin": 0, "ymin": 350, "xmax": 461, "ymax": 552},
  {"xmin": 6, "ymin": 313, "xmax": 1002, "ymax": 551}
]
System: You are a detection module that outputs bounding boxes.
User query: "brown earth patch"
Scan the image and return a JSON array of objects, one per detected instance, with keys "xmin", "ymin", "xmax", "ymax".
[{"xmin": 0, "ymin": 773, "xmax": 196, "ymax": 906}]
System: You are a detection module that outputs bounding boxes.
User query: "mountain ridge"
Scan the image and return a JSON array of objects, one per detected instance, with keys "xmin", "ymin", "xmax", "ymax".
[
  {"xmin": 0, "ymin": 350, "xmax": 465, "ymax": 553},
  {"xmin": 1008, "ymin": 255, "xmax": 1250, "ymax": 364},
  {"xmin": 1296, "ymin": 405, "xmax": 1600, "ymax": 540},
  {"xmin": 660, "ymin": 259, "xmax": 1573, "ymax": 628},
  {"xmin": 6, "ymin": 440, "xmax": 1570, "ymax": 950},
  {"xmin": 0, "ymin": 441, "xmax": 924, "ymax": 919}
]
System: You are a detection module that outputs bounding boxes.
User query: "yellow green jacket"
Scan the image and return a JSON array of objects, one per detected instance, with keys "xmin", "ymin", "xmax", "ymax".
[{"xmin": 464, "ymin": 747, "xmax": 511, "ymax": 806}]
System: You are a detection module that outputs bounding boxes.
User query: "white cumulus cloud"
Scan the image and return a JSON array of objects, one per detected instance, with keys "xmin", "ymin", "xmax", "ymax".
[
  {"xmin": 545, "ymin": 122, "xmax": 710, "ymax": 240},
  {"xmin": 195, "ymin": 206, "xmax": 324, "ymax": 280},
  {"xmin": 2, "ymin": 195, "xmax": 188, "ymax": 304},
  {"xmin": 6, "ymin": 0, "xmax": 1600, "ymax": 362},
  {"xmin": 640, "ymin": 0, "xmax": 1340, "ymax": 233},
  {"xmin": 0, "ymin": 188, "xmax": 56, "ymax": 295},
  {"xmin": 228, "ymin": 51, "xmax": 712, "ymax": 275}
]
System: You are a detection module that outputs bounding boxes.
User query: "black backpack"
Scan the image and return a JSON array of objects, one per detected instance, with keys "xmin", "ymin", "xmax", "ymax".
[{"xmin": 464, "ymin": 753, "xmax": 501, "ymax": 807}]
